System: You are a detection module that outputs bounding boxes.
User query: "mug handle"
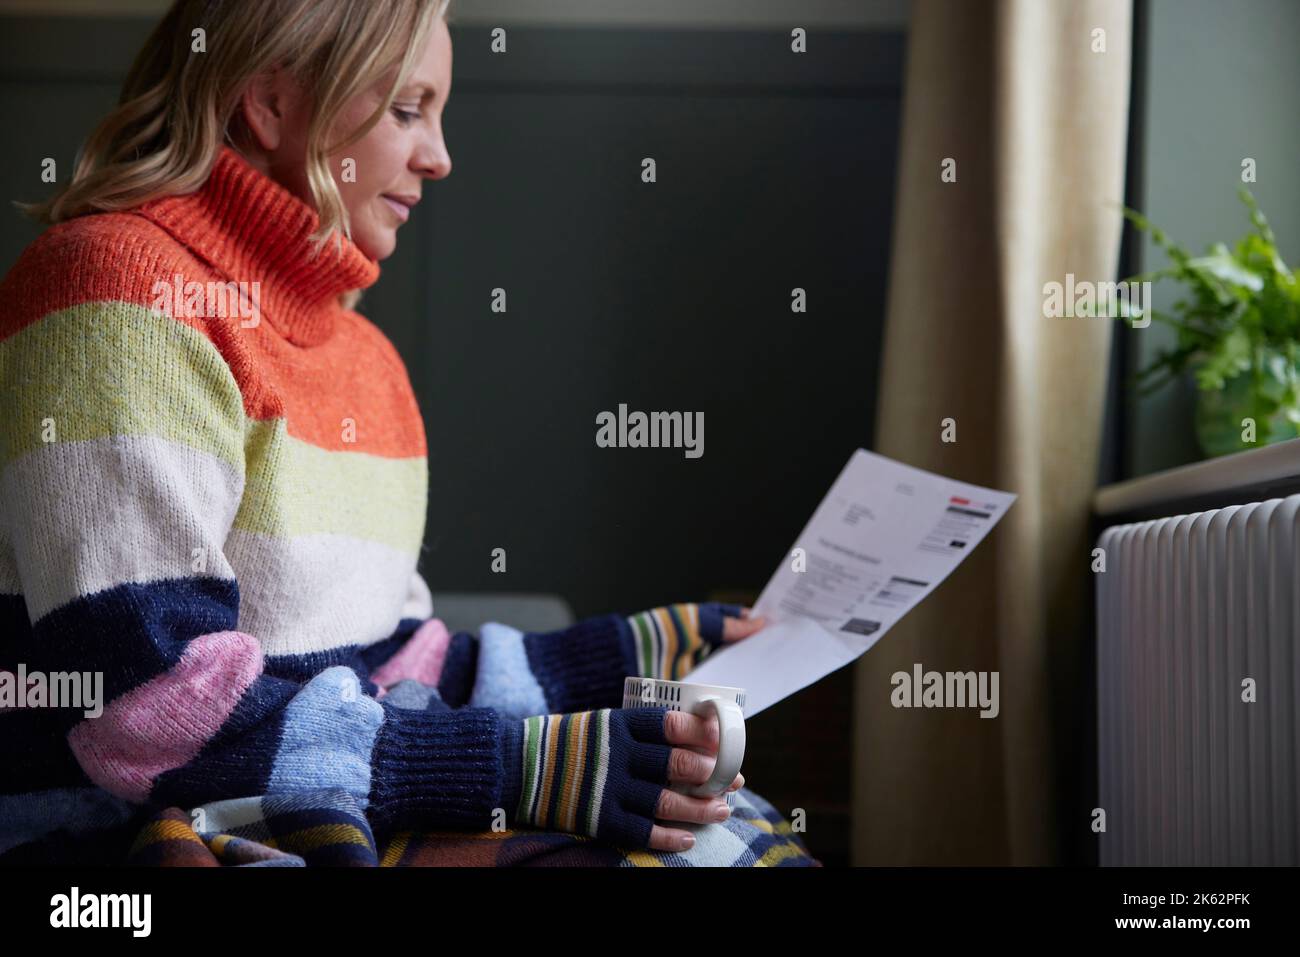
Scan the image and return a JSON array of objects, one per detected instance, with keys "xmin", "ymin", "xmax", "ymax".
[{"xmin": 686, "ymin": 696, "xmax": 746, "ymax": 798}]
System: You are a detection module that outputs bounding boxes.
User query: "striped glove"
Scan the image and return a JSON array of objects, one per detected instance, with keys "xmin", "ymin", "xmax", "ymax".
[
  {"xmin": 624, "ymin": 601, "xmax": 745, "ymax": 681},
  {"xmin": 500, "ymin": 706, "xmax": 674, "ymax": 850}
]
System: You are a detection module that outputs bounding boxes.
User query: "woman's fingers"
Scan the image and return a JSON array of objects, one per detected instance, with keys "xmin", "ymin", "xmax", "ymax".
[
  {"xmin": 649, "ymin": 823, "xmax": 700, "ymax": 852},
  {"xmin": 663, "ymin": 709, "xmax": 719, "ymax": 751},
  {"xmin": 652, "ymin": 709, "xmax": 747, "ymax": 853},
  {"xmin": 641, "ymin": 666, "xmax": 752, "ymax": 853},
  {"xmin": 644, "ymin": 716, "xmax": 748, "ymax": 851},
  {"xmin": 721, "ymin": 607, "xmax": 767, "ymax": 643},
  {"xmin": 648, "ymin": 790, "xmax": 733, "ymax": 852},
  {"xmin": 661, "ymin": 712, "xmax": 745, "ymax": 782},
  {"xmin": 656, "ymin": 787, "xmax": 731, "ymax": 825},
  {"xmin": 667, "ymin": 745, "xmax": 717, "ymax": 787}
]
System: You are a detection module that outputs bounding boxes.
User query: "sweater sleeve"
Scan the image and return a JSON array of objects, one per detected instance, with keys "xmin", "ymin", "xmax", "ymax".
[
  {"xmin": 417, "ymin": 602, "xmax": 736, "ymax": 719},
  {"xmin": 0, "ymin": 300, "xmax": 514, "ymax": 836}
]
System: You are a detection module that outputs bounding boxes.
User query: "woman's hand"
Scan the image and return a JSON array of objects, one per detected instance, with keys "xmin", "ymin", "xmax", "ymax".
[
  {"xmin": 626, "ymin": 602, "xmax": 769, "ymax": 682},
  {"xmin": 644, "ymin": 604, "xmax": 766, "ymax": 851},
  {"xmin": 637, "ymin": 603, "xmax": 766, "ymax": 850},
  {"xmin": 720, "ymin": 605, "xmax": 768, "ymax": 644},
  {"xmin": 647, "ymin": 707, "xmax": 747, "ymax": 852}
]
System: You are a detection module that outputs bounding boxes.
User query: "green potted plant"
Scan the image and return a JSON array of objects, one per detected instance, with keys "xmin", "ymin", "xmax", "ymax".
[{"xmin": 1118, "ymin": 188, "xmax": 1300, "ymax": 458}]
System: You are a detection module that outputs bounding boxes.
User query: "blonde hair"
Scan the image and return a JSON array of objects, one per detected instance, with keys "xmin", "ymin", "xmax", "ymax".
[{"xmin": 18, "ymin": 0, "xmax": 451, "ymax": 306}]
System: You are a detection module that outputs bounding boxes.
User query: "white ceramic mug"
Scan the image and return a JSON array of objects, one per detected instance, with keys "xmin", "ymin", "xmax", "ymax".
[{"xmin": 623, "ymin": 676, "xmax": 746, "ymax": 809}]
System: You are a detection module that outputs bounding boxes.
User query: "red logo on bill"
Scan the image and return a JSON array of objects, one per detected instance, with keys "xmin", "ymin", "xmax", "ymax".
[{"xmin": 950, "ymin": 496, "xmax": 970, "ymax": 505}]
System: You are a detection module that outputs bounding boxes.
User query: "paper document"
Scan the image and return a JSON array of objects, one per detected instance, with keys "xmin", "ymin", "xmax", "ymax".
[{"xmin": 687, "ymin": 449, "xmax": 1016, "ymax": 716}]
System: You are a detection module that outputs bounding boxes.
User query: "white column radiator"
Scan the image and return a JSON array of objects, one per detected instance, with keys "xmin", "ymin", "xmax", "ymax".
[{"xmin": 1096, "ymin": 496, "xmax": 1299, "ymax": 866}]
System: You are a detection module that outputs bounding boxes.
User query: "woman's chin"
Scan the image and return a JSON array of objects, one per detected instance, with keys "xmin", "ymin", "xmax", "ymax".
[{"xmin": 355, "ymin": 228, "xmax": 397, "ymax": 262}]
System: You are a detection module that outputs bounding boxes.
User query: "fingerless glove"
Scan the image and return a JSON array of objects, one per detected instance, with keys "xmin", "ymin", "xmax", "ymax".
[
  {"xmin": 499, "ymin": 706, "xmax": 674, "ymax": 849},
  {"xmin": 625, "ymin": 601, "xmax": 741, "ymax": 681}
]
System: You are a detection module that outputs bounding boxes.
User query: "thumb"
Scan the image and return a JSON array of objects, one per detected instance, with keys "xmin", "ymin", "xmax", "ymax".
[{"xmin": 721, "ymin": 608, "xmax": 768, "ymax": 643}]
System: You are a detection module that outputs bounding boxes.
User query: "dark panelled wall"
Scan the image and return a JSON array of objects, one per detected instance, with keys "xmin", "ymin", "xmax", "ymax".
[
  {"xmin": 388, "ymin": 27, "xmax": 903, "ymax": 625},
  {"xmin": 1, "ymin": 18, "xmax": 904, "ymax": 865}
]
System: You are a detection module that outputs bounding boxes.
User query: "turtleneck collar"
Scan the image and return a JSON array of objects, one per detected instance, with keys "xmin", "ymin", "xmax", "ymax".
[{"xmin": 133, "ymin": 144, "xmax": 380, "ymax": 347}]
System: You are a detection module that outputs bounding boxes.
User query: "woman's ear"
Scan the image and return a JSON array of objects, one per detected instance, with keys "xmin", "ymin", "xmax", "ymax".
[{"xmin": 239, "ymin": 68, "xmax": 299, "ymax": 153}]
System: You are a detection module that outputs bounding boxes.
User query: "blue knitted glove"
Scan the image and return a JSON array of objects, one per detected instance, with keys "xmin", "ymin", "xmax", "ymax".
[
  {"xmin": 625, "ymin": 601, "xmax": 746, "ymax": 681},
  {"xmin": 500, "ymin": 706, "xmax": 674, "ymax": 849}
]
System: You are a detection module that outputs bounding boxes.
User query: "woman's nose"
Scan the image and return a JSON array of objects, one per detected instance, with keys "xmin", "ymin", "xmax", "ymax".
[{"xmin": 414, "ymin": 127, "xmax": 451, "ymax": 181}]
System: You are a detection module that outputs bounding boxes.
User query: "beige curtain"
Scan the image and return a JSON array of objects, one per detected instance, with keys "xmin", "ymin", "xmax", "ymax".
[{"xmin": 852, "ymin": 0, "xmax": 1132, "ymax": 865}]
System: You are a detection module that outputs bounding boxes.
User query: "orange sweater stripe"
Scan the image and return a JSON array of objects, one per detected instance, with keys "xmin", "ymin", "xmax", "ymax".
[{"xmin": 0, "ymin": 146, "xmax": 424, "ymax": 459}]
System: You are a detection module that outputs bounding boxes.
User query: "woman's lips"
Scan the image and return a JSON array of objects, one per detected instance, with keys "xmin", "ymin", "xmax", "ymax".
[{"xmin": 382, "ymin": 195, "xmax": 411, "ymax": 223}]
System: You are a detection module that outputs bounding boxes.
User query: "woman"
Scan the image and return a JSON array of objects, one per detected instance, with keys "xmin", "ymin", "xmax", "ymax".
[{"xmin": 0, "ymin": 0, "xmax": 813, "ymax": 867}]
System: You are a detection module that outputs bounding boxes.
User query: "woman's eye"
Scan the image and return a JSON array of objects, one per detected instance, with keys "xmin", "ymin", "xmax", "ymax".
[{"xmin": 390, "ymin": 106, "xmax": 420, "ymax": 126}]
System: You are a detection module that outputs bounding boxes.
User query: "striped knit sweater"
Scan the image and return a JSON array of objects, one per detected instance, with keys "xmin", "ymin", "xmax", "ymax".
[{"xmin": 0, "ymin": 145, "xmax": 729, "ymax": 862}]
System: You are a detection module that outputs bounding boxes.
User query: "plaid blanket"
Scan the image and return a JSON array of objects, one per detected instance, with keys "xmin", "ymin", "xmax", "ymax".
[{"xmin": 125, "ymin": 786, "xmax": 822, "ymax": 867}]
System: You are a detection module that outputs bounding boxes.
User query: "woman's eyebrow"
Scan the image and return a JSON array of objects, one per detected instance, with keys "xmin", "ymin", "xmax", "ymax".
[{"xmin": 399, "ymin": 83, "xmax": 437, "ymax": 102}]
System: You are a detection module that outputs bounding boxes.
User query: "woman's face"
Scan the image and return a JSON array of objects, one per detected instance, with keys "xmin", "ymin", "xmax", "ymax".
[
  {"xmin": 243, "ymin": 17, "xmax": 453, "ymax": 261},
  {"xmin": 329, "ymin": 17, "xmax": 453, "ymax": 260}
]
